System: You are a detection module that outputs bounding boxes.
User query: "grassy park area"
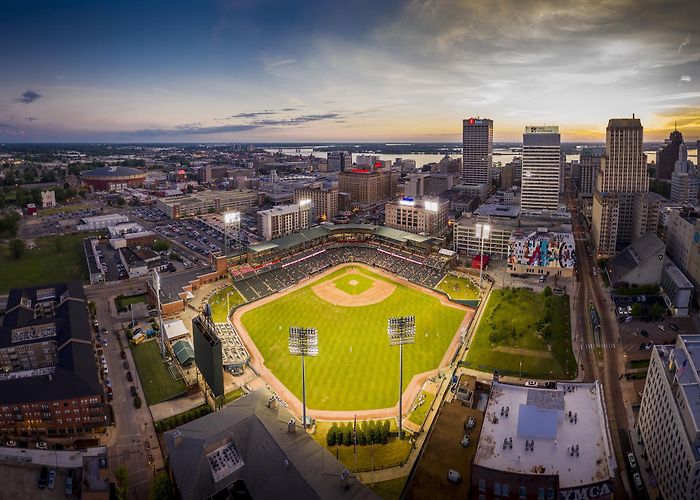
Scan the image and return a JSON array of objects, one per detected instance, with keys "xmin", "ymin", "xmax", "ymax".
[
  {"xmin": 131, "ymin": 340, "xmax": 188, "ymax": 405},
  {"xmin": 435, "ymin": 274, "xmax": 480, "ymax": 301},
  {"xmin": 408, "ymin": 390, "xmax": 436, "ymax": 426},
  {"xmin": 0, "ymin": 233, "xmax": 88, "ymax": 293},
  {"xmin": 240, "ymin": 266, "xmax": 467, "ymax": 411},
  {"xmin": 116, "ymin": 293, "xmax": 148, "ymax": 309},
  {"xmin": 464, "ymin": 287, "xmax": 576, "ymax": 379},
  {"xmin": 208, "ymin": 285, "xmax": 245, "ymax": 322}
]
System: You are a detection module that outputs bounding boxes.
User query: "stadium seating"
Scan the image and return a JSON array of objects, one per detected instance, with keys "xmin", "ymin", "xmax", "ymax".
[{"xmin": 232, "ymin": 243, "xmax": 451, "ymax": 302}]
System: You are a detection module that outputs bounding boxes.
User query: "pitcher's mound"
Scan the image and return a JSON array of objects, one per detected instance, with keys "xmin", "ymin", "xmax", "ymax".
[{"xmin": 312, "ymin": 277, "xmax": 395, "ymax": 306}]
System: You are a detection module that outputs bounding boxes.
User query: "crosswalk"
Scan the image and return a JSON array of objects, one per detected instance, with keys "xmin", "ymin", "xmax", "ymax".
[{"xmin": 581, "ymin": 343, "xmax": 616, "ymax": 349}]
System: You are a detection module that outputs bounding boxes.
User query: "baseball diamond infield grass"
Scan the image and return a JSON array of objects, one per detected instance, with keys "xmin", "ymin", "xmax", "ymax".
[
  {"xmin": 332, "ymin": 272, "xmax": 375, "ymax": 295},
  {"xmin": 239, "ymin": 266, "xmax": 467, "ymax": 411},
  {"xmin": 464, "ymin": 288, "xmax": 576, "ymax": 380}
]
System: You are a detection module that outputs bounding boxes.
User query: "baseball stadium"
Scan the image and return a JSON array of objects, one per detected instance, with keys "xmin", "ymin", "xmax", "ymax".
[{"xmin": 217, "ymin": 224, "xmax": 476, "ymax": 422}]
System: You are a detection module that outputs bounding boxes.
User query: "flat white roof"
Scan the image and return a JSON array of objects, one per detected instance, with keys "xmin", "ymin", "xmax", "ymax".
[
  {"xmin": 474, "ymin": 382, "xmax": 615, "ymax": 488},
  {"xmin": 163, "ymin": 319, "xmax": 189, "ymax": 341},
  {"xmin": 80, "ymin": 213, "xmax": 129, "ymax": 224}
]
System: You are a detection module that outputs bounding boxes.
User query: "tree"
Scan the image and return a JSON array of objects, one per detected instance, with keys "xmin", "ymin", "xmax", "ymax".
[
  {"xmin": 149, "ymin": 473, "xmax": 173, "ymax": 500},
  {"xmin": 343, "ymin": 424, "xmax": 352, "ymax": 446},
  {"xmin": 543, "ymin": 286, "xmax": 552, "ymax": 297},
  {"xmin": 152, "ymin": 240, "xmax": 170, "ymax": 252},
  {"xmin": 650, "ymin": 303, "xmax": 666, "ymax": 320},
  {"xmin": 9, "ymin": 239, "xmax": 26, "ymax": 259},
  {"xmin": 115, "ymin": 466, "xmax": 129, "ymax": 500},
  {"xmin": 631, "ymin": 303, "xmax": 643, "ymax": 317},
  {"xmin": 367, "ymin": 420, "xmax": 377, "ymax": 444},
  {"xmin": 327, "ymin": 425, "xmax": 337, "ymax": 446}
]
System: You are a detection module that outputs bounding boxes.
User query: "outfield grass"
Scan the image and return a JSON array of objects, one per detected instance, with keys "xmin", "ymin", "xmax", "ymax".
[
  {"xmin": 131, "ymin": 340, "xmax": 188, "ymax": 405},
  {"xmin": 209, "ymin": 285, "xmax": 245, "ymax": 323},
  {"xmin": 0, "ymin": 233, "xmax": 88, "ymax": 293},
  {"xmin": 240, "ymin": 267, "xmax": 466, "ymax": 411},
  {"xmin": 435, "ymin": 274, "xmax": 480, "ymax": 301},
  {"xmin": 408, "ymin": 390, "xmax": 436, "ymax": 426},
  {"xmin": 333, "ymin": 272, "xmax": 375, "ymax": 295},
  {"xmin": 312, "ymin": 421, "xmax": 411, "ymax": 472},
  {"xmin": 464, "ymin": 288, "xmax": 576, "ymax": 380}
]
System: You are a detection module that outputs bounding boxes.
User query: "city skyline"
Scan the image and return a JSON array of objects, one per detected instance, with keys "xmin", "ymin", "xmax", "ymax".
[{"xmin": 0, "ymin": 0, "xmax": 699, "ymax": 143}]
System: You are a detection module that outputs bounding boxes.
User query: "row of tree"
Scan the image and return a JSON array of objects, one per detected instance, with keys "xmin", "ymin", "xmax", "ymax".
[{"xmin": 326, "ymin": 420, "xmax": 391, "ymax": 447}]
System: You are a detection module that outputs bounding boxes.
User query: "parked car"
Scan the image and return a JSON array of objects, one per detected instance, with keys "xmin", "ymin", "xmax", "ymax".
[
  {"xmin": 130, "ymin": 386, "xmax": 138, "ymax": 397},
  {"xmin": 47, "ymin": 469, "xmax": 56, "ymax": 490},
  {"xmin": 657, "ymin": 324, "xmax": 666, "ymax": 332},
  {"xmin": 5, "ymin": 440, "xmax": 16, "ymax": 447},
  {"xmin": 639, "ymin": 330, "xmax": 649, "ymax": 337},
  {"xmin": 544, "ymin": 381, "xmax": 557, "ymax": 389},
  {"xmin": 132, "ymin": 328, "xmax": 143, "ymax": 336},
  {"xmin": 525, "ymin": 380, "xmax": 538, "ymax": 387},
  {"xmin": 65, "ymin": 469, "xmax": 74, "ymax": 496},
  {"xmin": 38, "ymin": 466, "xmax": 48, "ymax": 489},
  {"xmin": 36, "ymin": 441, "xmax": 48, "ymax": 450},
  {"xmin": 120, "ymin": 350, "xmax": 127, "ymax": 359},
  {"xmin": 461, "ymin": 434, "xmax": 471, "ymax": 447},
  {"xmin": 123, "ymin": 360, "xmax": 129, "ymax": 370},
  {"xmin": 127, "ymin": 371, "xmax": 133, "ymax": 382},
  {"xmin": 465, "ymin": 416, "xmax": 475, "ymax": 430},
  {"xmin": 669, "ymin": 324, "xmax": 679, "ymax": 331},
  {"xmin": 627, "ymin": 452, "xmax": 638, "ymax": 470}
]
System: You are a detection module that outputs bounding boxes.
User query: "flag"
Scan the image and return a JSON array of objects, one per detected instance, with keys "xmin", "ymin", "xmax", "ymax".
[
  {"xmin": 678, "ymin": 359, "xmax": 688, "ymax": 379},
  {"xmin": 353, "ymin": 414, "xmax": 357, "ymax": 455}
]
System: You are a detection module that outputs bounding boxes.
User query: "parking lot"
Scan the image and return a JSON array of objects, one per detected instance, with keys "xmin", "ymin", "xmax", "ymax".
[
  {"xmin": 129, "ymin": 206, "xmax": 168, "ymax": 223},
  {"xmin": 0, "ymin": 463, "xmax": 78, "ymax": 498},
  {"xmin": 153, "ymin": 218, "xmax": 229, "ymax": 258}
]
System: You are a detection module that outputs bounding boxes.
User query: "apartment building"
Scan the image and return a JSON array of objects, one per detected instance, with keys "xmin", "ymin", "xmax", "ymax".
[
  {"xmin": 156, "ymin": 189, "xmax": 257, "ymax": 219},
  {"xmin": 384, "ymin": 197, "xmax": 448, "ymax": 236},
  {"xmin": 293, "ymin": 186, "xmax": 339, "ymax": 222},
  {"xmin": 256, "ymin": 202, "xmax": 312, "ymax": 241}
]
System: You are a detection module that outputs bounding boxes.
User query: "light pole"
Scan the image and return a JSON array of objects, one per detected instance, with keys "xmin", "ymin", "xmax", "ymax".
[
  {"xmin": 289, "ymin": 326, "xmax": 318, "ymax": 431},
  {"xmin": 223, "ymin": 211, "xmax": 241, "ymax": 261},
  {"xmin": 152, "ymin": 270, "xmax": 164, "ymax": 359},
  {"xmin": 388, "ymin": 315, "xmax": 416, "ymax": 440},
  {"xmin": 475, "ymin": 222, "xmax": 491, "ymax": 288}
]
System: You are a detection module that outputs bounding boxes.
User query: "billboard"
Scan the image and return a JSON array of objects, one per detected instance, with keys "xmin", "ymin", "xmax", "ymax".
[{"xmin": 192, "ymin": 315, "xmax": 224, "ymax": 398}]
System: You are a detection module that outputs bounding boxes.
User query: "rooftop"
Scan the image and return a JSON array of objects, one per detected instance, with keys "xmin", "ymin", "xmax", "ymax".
[
  {"xmin": 81, "ymin": 165, "xmax": 146, "ymax": 178},
  {"xmin": 474, "ymin": 382, "xmax": 614, "ymax": 488},
  {"xmin": 473, "ymin": 203, "xmax": 521, "ymax": 218},
  {"xmin": 658, "ymin": 336, "xmax": 700, "ymax": 439},
  {"xmin": 164, "ymin": 388, "xmax": 377, "ymax": 500}
]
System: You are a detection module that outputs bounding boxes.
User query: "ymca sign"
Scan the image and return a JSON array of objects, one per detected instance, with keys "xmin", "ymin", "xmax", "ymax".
[{"xmin": 560, "ymin": 481, "xmax": 612, "ymax": 500}]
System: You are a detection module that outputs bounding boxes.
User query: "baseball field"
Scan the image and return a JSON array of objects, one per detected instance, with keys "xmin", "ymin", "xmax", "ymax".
[{"xmin": 236, "ymin": 265, "xmax": 470, "ymax": 412}]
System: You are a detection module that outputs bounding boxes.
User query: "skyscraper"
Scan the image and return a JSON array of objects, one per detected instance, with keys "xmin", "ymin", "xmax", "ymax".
[
  {"xmin": 671, "ymin": 144, "xmax": 699, "ymax": 205},
  {"xmin": 591, "ymin": 117, "xmax": 648, "ymax": 256},
  {"xmin": 327, "ymin": 151, "xmax": 353, "ymax": 172},
  {"xmin": 520, "ymin": 125, "xmax": 561, "ymax": 212},
  {"xmin": 656, "ymin": 128, "xmax": 683, "ymax": 180},
  {"xmin": 579, "ymin": 147, "xmax": 604, "ymax": 196},
  {"xmin": 461, "ymin": 118, "xmax": 493, "ymax": 185}
]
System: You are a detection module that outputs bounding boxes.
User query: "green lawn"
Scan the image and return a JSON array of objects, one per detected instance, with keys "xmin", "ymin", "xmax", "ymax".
[
  {"xmin": 0, "ymin": 233, "xmax": 88, "ymax": 293},
  {"xmin": 464, "ymin": 288, "xmax": 576, "ymax": 379},
  {"xmin": 116, "ymin": 293, "xmax": 148, "ymax": 309},
  {"xmin": 131, "ymin": 340, "xmax": 188, "ymax": 405},
  {"xmin": 435, "ymin": 274, "xmax": 480, "ymax": 301},
  {"xmin": 333, "ymin": 272, "xmax": 375, "ymax": 295},
  {"xmin": 240, "ymin": 267, "xmax": 467, "ymax": 411},
  {"xmin": 312, "ymin": 421, "xmax": 411, "ymax": 472},
  {"xmin": 369, "ymin": 476, "xmax": 409, "ymax": 500},
  {"xmin": 408, "ymin": 390, "xmax": 436, "ymax": 426},
  {"xmin": 209, "ymin": 285, "xmax": 245, "ymax": 323}
]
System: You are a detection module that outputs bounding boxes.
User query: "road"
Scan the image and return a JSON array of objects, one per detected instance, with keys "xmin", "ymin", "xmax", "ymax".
[
  {"xmin": 87, "ymin": 278, "xmax": 163, "ymax": 499},
  {"xmin": 568, "ymin": 192, "xmax": 633, "ymax": 498}
]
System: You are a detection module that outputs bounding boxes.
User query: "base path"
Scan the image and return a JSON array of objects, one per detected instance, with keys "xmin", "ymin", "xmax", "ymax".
[
  {"xmin": 311, "ymin": 268, "xmax": 396, "ymax": 306},
  {"xmin": 231, "ymin": 263, "xmax": 475, "ymax": 422}
]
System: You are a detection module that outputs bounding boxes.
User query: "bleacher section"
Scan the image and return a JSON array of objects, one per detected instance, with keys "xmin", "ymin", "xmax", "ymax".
[{"xmin": 232, "ymin": 243, "xmax": 451, "ymax": 303}]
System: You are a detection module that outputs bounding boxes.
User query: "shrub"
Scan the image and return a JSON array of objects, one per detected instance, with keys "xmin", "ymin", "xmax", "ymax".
[
  {"xmin": 327, "ymin": 425, "xmax": 337, "ymax": 446},
  {"xmin": 343, "ymin": 425, "xmax": 352, "ymax": 446}
]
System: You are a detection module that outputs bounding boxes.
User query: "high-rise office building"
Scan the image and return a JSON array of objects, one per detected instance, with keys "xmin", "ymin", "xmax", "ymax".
[
  {"xmin": 656, "ymin": 128, "xmax": 683, "ymax": 180},
  {"xmin": 591, "ymin": 117, "xmax": 648, "ymax": 256},
  {"xmin": 293, "ymin": 186, "xmax": 339, "ymax": 221},
  {"xmin": 520, "ymin": 125, "xmax": 561, "ymax": 212},
  {"xmin": 579, "ymin": 147, "xmax": 604, "ymax": 197},
  {"xmin": 327, "ymin": 151, "xmax": 352, "ymax": 172},
  {"xmin": 671, "ymin": 144, "xmax": 699, "ymax": 205},
  {"xmin": 462, "ymin": 118, "xmax": 493, "ymax": 185},
  {"xmin": 338, "ymin": 168, "xmax": 398, "ymax": 205},
  {"xmin": 638, "ymin": 336, "xmax": 700, "ymax": 500}
]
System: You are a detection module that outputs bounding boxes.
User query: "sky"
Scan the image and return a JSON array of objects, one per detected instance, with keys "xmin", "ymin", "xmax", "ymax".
[{"xmin": 0, "ymin": 0, "xmax": 699, "ymax": 143}]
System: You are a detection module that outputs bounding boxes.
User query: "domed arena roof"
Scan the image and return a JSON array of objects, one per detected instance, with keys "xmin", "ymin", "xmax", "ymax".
[{"xmin": 81, "ymin": 165, "xmax": 146, "ymax": 179}]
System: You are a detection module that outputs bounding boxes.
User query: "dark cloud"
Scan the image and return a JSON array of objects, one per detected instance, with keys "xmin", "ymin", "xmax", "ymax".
[
  {"xmin": 229, "ymin": 110, "xmax": 276, "ymax": 119},
  {"xmin": 14, "ymin": 90, "xmax": 43, "ymax": 104},
  {"xmin": 25, "ymin": 117, "xmax": 38, "ymax": 122},
  {"xmin": 131, "ymin": 123, "xmax": 260, "ymax": 137},
  {"xmin": 254, "ymin": 113, "xmax": 343, "ymax": 126}
]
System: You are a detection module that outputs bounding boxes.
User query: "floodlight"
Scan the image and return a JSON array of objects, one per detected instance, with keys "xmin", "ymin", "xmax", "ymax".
[
  {"xmin": 288, "ymin": 327, "xmax": 319, "ymax": 357},
  {"xmin": 387, "ymin": 315, "xmax": 416, "ymax": 440},
  {"xmin": 223, "ymin": 211, "xmax": 241, "ymax": 224}
]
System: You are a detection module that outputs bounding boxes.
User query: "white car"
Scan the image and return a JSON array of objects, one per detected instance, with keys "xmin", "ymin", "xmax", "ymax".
[
  {"xmin": 36, "ymin": 441, "xmax": 48, "ymax": 450},
  {"xmin": 525, "ymin": 380, "xmax": 538, "ymax": 388}
]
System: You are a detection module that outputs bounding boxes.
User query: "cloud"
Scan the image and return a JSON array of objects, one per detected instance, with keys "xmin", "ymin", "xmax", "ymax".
[
  {"xmin": 25, "ymin": 117, "xmax": 38, "ymax": 122},
  {"xmin": 254, "ymin": 113, "xmax": 342, "ymax": 126},
  {"xmin": 678, "ymin": 34, "xmax": 690, "ymax": 52},
  {"xmin": 679, "ymin": 75, "xmax": 692, "ymax": 84},
  {"xmin": 131, "ymin": 123, "xmax": 259, "ymax": 137},
  {"xmin": 14, "ymin": 90, "xmax": 43, "ymax": 104},
  {"xmin": 229, "ymin": 110, "xmax": 277, "ymax": 119}
]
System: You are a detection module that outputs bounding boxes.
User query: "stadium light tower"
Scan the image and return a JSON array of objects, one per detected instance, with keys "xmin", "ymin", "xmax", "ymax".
[
  {"xmin": 388, "ymin": 315, "xmax": 415, "ymax": 440},
  {"xmin": 222, "ymin": 211, "xmax": 241, "ymax": 259},
  {"xmin": 289, "ymin": 326, "xmax": 318, "ymax": 431},
  {"xmin": 475, "ymin": 222, "xmax": 491, "ymax": 288},
  {"xmin": 152, "ymin": 270, "xmax": 165, "ymax": 359}
]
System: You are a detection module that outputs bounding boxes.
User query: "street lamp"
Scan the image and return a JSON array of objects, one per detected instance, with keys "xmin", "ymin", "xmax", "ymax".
[
  {"xmin": 289, "ymin": 326, "xmax": 318, "ymax": 430},
  {"xmin": 388, "ymin": 315, "xmax": 416, "ymax": 440},
  {"xmin": 475, "ymin": 223, "xmax": 491, "ymax": 288},
  {"xmin": 222, "ymin": 211, "xmax": 241, "ymax": 260}
]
